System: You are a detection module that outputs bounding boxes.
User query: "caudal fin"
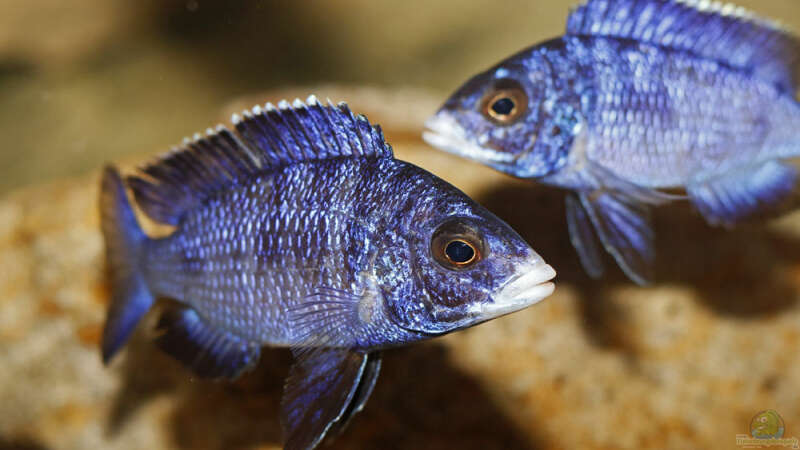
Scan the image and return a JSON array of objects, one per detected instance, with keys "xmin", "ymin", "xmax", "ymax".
[{"xmin": 100, "ymin": 166, "xmax": 154, "ymax": 364}]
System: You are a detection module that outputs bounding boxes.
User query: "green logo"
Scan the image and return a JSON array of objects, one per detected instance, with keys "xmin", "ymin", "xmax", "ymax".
[
  {"xmin": 737, "ymin": 410, "xmax": 798, "ymax": 448},
  {"xmin": 751, "ymin": 410, "xmax": 786, "ymax": 440}
]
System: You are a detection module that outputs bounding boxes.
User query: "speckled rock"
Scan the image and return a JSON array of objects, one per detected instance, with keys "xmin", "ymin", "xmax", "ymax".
[{"xmin": 2, "ymin": 87, "xmax": 800, "ymax": 450}]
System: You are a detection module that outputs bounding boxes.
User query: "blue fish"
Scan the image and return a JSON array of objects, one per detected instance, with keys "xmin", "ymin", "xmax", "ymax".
[
  {"xmin": 424, "ymin": 0, "xmax": 800, "ymax": 285},
  {"xmin": 100, "ymin": 98, "xmax": 556, "ymax": 449}
]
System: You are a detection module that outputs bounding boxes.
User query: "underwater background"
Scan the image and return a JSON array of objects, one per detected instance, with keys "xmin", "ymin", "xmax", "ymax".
[{"xmin": 2, "ymin": 0, "xmax": 800, "ymax": 449}]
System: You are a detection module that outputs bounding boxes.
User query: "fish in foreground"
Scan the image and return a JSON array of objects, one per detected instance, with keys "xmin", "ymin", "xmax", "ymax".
[
  {"xmin": 424, "ymin": 0, "xmax": 800, "ymax": 285},
  {"xmin": 100, "ymin": 98, "xmax": 556, "ymax": 449}
]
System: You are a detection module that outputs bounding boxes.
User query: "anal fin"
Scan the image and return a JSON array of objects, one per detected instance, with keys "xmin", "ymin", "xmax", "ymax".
[
  {"xmin": 154, "ymin": 306, "xmax": 261, "ymax": 380},
  {"xmin": 688, "ymin": 160, "xmax": 797, "ymax": 226}
]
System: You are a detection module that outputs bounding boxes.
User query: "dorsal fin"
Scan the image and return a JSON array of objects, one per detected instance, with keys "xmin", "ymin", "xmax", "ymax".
[
  {"xmin": 566, "ymin": 0, "xmax": 800, "ymax": 93},
  {"xmin": 128, "ymin": 97, "xmax": 393, "ymax": 225}
]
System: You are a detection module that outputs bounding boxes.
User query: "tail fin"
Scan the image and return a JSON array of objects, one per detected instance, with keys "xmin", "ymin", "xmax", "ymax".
[{"xmin": 100, "ymin": 166, "xmax": 154, "ymax": 364}]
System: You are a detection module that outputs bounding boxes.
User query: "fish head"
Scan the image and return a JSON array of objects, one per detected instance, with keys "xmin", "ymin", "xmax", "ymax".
[
  {"xmin": 376, "ymin": 183, "xmax": 556, "ymax": 335},
  {"xmin": 424, "ymin": 48, "xmax": 582, "ymax": 179}
]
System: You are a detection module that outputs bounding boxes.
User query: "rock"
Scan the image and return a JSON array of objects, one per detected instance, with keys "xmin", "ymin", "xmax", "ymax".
[{"xmin": 2, "ymin": 86, "xmax": 800, "ymax": 450}]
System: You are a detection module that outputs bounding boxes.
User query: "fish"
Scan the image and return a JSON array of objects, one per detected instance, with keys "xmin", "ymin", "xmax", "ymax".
[
  {"xmin": 424, "ymin": 0, "xmax": 800, "ymax": 285},
  {"xmin": 99, "ymin": 97, "xmax": 556, "ymax": 450}
]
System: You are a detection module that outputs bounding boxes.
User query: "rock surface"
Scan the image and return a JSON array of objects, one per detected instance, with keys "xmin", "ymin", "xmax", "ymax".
[{"xmin": 2, "ymin": 87, "xmax": 800, "ymax": 450}]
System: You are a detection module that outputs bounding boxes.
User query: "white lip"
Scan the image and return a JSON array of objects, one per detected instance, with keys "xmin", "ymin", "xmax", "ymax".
[
  {"xmin": 423, "ymin": 113, "xmax": 515, "ymax": 164},
  {"xmin": 471, "ymin": 262, "xmax": 556, "ymax": 318}
]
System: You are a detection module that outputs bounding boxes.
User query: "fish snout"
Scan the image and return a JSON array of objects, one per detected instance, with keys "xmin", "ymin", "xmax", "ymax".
[
  {"xmin": 422, "ymin": 112, "xmax": 466, "ymax": 155},
  {"xmin": 477, "ymin": 261, "xmax": 556, "ymax": 319},
  {"xmin": 423, "ymin": 112, "xmax": 515, "ymax": 165}
]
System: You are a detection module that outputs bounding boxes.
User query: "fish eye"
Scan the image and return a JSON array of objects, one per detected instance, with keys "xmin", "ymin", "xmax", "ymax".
[
  {"xmin": 482, "ymin": 79, "xmax": 528, "ymax": 125},
  {"xmin": 431, "ymin": 219, "xmax": 485, "ymax": 270}
]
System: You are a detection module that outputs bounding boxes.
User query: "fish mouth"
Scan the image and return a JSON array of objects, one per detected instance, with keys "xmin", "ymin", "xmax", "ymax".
[
  {"xmin": 423, "ymin": 112, "xmax": 516, "ymax": 166},
  {"xmin": 471, "ymin": 261, "xmax": 556, "ymax": 319}
]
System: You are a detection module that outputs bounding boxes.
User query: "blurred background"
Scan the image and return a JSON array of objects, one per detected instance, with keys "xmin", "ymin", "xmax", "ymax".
[
  {"xmin": 1, "ymin": 0, "xmax": 793, "ymax": 194},
  {"xmin": 4, "ymin": 1, "xmax": 800, "ymax": 449}
]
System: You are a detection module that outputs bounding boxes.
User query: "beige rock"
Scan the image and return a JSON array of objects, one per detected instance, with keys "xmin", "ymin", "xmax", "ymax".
[{"xmin": 2, "ymin": 87, "xmax": 800, "ymax": 450}]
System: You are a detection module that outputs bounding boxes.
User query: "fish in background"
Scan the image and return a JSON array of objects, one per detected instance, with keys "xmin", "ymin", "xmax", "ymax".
[
  {"xmin": 99, "ymin": 98, "xmax": 556, "ymax": 449},
  {"xmin": 424, "ymin": 0, "xmax": 800, "ymax": 285}
]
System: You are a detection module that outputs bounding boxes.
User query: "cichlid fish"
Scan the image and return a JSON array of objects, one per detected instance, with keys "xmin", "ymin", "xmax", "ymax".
[
  {"xmin": 100, "ymin": 98, "xmax": 556, "ymax": 449},
  {"xmin": 424, "ymin": 0, "xmax": 800, "ymax": 284}
]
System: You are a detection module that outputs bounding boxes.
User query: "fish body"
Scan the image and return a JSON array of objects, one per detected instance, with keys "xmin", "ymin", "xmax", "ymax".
[
  {"xmin": 146, "ymin": 158, "xmax": 435, "ymax": 348},
  {"xmin": 537, "ymin": 35, "xmax": 800, "ymax": 188},
  {"xmin": 425, "ymin": 0, "xmax": 800, "ymax": 284},
  {"xmin": 100, "ymin": 98, "xmax": 556, "ymax": 449}
]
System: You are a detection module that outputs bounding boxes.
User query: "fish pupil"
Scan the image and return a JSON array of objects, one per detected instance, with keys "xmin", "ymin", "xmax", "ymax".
[
  {"xmin": 445, "ymin": 240, "xmax": 475, "ymax": 263},
  {"xmin": 491, "ymin": 97, "xmax": 515, "ymax": 116}
]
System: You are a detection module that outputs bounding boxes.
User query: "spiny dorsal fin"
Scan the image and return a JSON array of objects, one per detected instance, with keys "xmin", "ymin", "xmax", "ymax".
[
  {"xmin": 128, "ymin": 97, "xmax": 393, "ymax": 225},
  {"xmin": 566, "ymin": 0, "xmax": 800, "ymax": 93},
  {"xmin": 235, "ymin": 99, "xmax": 392, "ymax": 166}
]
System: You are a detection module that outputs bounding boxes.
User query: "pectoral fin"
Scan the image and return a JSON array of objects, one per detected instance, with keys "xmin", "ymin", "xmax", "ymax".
[
  {"xmin": 578, "ymin": 190, "xmax": 656, "ymax": 285},
  {"xmin": 288, "ymin": 285, "xmax": 376, "ymax": 348},
  {"xmin": 281, "ymin": 349, "xmax": 381, "ymax": 450}
]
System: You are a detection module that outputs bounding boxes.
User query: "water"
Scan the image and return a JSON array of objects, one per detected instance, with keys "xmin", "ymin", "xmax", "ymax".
[{"xmin": 2, "ymin": 1, "xmax": 800, "ymax": 450}]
